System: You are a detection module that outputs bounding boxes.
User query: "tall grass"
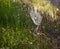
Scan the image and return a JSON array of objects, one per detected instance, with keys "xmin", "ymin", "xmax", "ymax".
[{"xmin": 0, "ymin": 0, "xmax": 52, "ymax": 49}]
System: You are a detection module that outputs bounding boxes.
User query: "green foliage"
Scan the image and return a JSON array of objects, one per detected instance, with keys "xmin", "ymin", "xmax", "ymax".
[{"xmin": 1, "ymin": 0, "xmax": 60, "ymax": 49}]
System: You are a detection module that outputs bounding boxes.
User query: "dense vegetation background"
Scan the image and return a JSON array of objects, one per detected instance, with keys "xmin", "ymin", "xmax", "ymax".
[{"xmin": 0, "ymin": 0, "xmax": 60, "ymax": 49}]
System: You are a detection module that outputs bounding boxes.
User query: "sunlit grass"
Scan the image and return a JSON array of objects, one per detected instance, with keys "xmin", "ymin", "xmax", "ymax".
[
  {"xmin": 33, "ymin": 0, "xmax": 58, "ymax": 21},
  {"xmin": 0, "ymin": 0, "xmax": 59, "ymax": 49}
]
